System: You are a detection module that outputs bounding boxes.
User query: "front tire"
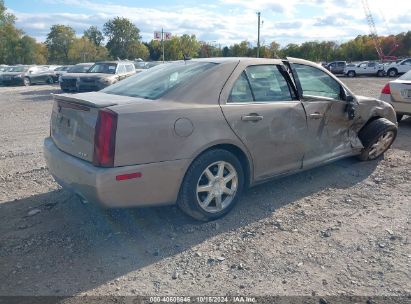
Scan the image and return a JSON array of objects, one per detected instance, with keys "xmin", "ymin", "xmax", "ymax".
[
  {"xmin": 377, "ymin": 70, "xmax": 384, "ymax": 77},
  {"xmin": 358, "ymin": 118, "xmax": 397, "ymax": 161},
  {"xmin": 178, "ymin": 149, "xmax": 244, "ymax": 221}
]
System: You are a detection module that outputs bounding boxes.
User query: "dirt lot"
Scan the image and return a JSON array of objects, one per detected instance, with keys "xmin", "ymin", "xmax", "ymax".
[{"xmin": 0, "ymin": 78, "xmax": 410, "ymax": 298}]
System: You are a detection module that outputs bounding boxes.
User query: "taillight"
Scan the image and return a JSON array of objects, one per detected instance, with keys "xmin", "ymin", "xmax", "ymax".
[
  {"xmin": 93, "ymin": 109, "xmax": 117, "ymax": 167},
  {"xmin": 381, "ymin": 83, "xmax": 391, "ymax": 95}
]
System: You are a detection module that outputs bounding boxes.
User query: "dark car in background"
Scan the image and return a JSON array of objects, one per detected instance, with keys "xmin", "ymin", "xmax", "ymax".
[
  {"xmin": 76, "ymin": 61, "xmax": 136, "ymax": 92},
  {"xmin": 1, "ymin": 65, "xmax": 57, "ymax": 86},
  {"xmin": 326, "ymin": 61, "xmax": 347, "ymax": 74},
  {"xmin": 0, "ymin": 66, "xmax": 14, "ymax": 85},
  {"xmin": 59, "ymin": 63, "xmax": 94, "ymax": 92},
  {"xmin": 54, "ymin": 65, "xmax": 72, "ymax": 79}
]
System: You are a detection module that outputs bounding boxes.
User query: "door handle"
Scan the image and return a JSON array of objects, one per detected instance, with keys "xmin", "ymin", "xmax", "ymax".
[
  {"xmin": 309, "ymin": 112, "xmax": 323, "ymax": 119},
  {"xmin": 241, "ymin": 114, "xmax": 264, "ymax": 122}
]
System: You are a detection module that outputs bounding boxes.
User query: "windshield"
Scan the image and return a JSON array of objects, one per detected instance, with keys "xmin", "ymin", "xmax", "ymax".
[
  {"xmin": 103, "ymin": 61, "xmax": 217, "ymax": 99},
  {"xmin": 10, "ymin": 66, "xmax": 28, "ymax": 72},
  {"xmin": 88, "ymin": 63, "xmax": 117, "ymax": 74},
  {"xmin": 399, "ymin": 70, "xmax": 411, "ymax": 81},
  {"xmin": 67, "ymin": 65, "xmax": 92, "ymax": 73}
]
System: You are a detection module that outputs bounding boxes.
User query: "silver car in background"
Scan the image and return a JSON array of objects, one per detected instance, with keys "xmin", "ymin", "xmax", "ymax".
[{"xmin": 380, "ymin": 70, "xmax": 411, "ymax": 122}]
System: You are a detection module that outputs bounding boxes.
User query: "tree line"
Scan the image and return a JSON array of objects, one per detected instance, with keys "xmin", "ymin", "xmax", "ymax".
[{"xmin": 1, "ymin": 0, "xmax": 410, "ymax": 65}]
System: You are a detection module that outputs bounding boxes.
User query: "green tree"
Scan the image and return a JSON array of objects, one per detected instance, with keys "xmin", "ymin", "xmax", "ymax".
[
  {"xmin": 146, "ymin": 40, "xmax": 162, "ymax": 61},
  {"xmin": 0, "ymin": 1, "xmax": 21, "ymax": 64},
  {"xmin": 83, "ymin": 26, "xmax": 104, "ymax": 46},
  {"xmin": 68, "ymin": 37, "xmax": 108, "ymax": 63},
  {"xmin": 230, "ymin": 41, "xmax": 249, "ymax": 57},
  {"xmin": 179, "ymin": 34, "xmax": 200, "ymax": 58},
  {"xmin": 104, "ymin": 17, "xmax": 141, "ymax": 59},
  {"xmin": 0, "ymin": 0, "xmax": 15, "ymax": 26},
  {"xmin": 17, "ymin": 35, "xmax": 37, "ymax": 64},
  {"xmin": 45, "ymin": 24, "xmax": 75, "ymax": 64},
  {"xmin": 0, "ymin": 24, "xmax": 22, "ymax": 64},
  {"xmin": 164, "ymin": 36, "xmax": 182, "ymax": 60},
  {"xmin": 127, "ymin": 41, "xmax": 149, "ymax": 60}
]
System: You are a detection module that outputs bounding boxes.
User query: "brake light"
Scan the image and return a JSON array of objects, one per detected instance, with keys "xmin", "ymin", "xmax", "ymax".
[
  {"xmin": 381, "ymin": 83, "xmax": 391, "ymax": 95},
  {"xmin": 93, "ymin": 109, "xmax": 117, "ymax": 167}
]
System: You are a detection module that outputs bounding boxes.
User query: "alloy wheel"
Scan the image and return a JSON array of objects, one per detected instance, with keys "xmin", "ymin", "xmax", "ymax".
[
  {"xmin": 368, "ymin": 131, "xmax": 395, "ymax": 159},
  {"xmin": 196, "ymin": 161, "xmax": 238, "ymax": 213}
]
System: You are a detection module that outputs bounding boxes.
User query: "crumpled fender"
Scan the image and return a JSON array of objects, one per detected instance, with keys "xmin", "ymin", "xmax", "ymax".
[{"xmin": 353, "ymin": 96, "xmax": 397, "ymax": 131}]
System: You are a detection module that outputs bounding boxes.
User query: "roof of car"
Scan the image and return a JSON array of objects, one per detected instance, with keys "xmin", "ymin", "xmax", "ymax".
[{"xmin": 94, "ymin": 61, "xmax": 135, "ymax": 64}]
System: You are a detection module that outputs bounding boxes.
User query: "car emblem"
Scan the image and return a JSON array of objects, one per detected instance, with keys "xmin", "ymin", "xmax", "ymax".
[{"xmin": 78, "ymin": 152, "xmax": 87, "ymax": 158}]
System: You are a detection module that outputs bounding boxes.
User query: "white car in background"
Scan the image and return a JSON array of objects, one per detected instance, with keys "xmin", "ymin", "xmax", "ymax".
[
  {"xmin": 385, "ymin": 58, "xmax": 411, "ymax": 78},
  {"xmin": 380, "ymin": 70, "xmax": 411, "ymax": 122},
  {"xmin": 344, "ymin": 61, "xmax": 385, "ymax": 77}
]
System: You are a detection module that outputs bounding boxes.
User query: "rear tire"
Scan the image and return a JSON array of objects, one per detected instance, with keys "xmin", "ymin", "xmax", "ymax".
[
  {"xmin": 347, "ymin": 71, "xmax": 356, "ymax": 77},
  {"xmin": 47, "ymin": 76, "xmax": 53, "ymax": 84},
  {"xmin": 177, "ymin": 149, "xmax": 244, "ymax": 221},
  {"xmin": 23, "ymin": 77, "xmax": 31, "ymax": 86},
  {"xmin": 358, "ymin": 118, "xmax": 397, "ymax": 161},
  {"xmin": 387, "ymin": 68, "xmax": 398, "ymax": 77},
  {"xmin": 377, "ymin": 70, "xmax": 384, "ymax": 77}
]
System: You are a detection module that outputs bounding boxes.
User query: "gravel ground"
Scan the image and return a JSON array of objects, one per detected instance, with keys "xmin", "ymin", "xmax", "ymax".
[{"xmin": 0, "ymin": 78, "xmax": 410, "ymax": 298}]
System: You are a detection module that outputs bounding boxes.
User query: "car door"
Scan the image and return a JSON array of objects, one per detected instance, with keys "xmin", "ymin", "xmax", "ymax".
[
  {"xmin": 358, "ymin": 62, "xmax": 368, "ymax": 75},
  {"xmin": 398, "ymin": 59, "xmax": 411, "ymax": 74},
  {"xmin": 337, "ymin": 62, "xmax": 346, "ymax": 74},
  {"xmin": 220, "ymin": 63, "xmax": 307, "ymax": 181},
  {"xmin": 290, "ymin": 63, "xmax": 356, "ymax": 168},
  {"xmin": 367, "ymin": 62, "xmax": 377, "ymax": 74},
  {"xmin": 37, "ymin": 67, "xmax": 49, "ymax": 83}
]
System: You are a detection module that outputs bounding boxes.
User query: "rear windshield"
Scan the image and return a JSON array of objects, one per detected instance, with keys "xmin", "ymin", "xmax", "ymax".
[
  {"xmin": 68, "ymin": 65, "xmax": 92, "ymax": 73},
  {"xmin": 102, "ymin": 61, "xmax": 217, "ymax": 99},
  {"xmin": 399, "ymin": 70, "xmax": 411, "ymax": 81}
]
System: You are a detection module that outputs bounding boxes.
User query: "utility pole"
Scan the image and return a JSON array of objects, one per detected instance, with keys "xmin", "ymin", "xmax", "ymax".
[
  {"xmin": 161, "ymin": 28, "xmax": 165, "ymax": 63},
  {"xmin": 257, "ymin": 12, "xmax": 261, "ymax": 58}
]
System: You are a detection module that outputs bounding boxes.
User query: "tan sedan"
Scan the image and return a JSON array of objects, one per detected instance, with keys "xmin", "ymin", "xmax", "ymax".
[{"xmin": 44, "ymin": 58, "xmax": 397, "ymax": 221}]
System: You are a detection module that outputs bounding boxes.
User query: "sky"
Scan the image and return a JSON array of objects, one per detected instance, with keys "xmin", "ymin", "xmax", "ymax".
[{"xmin": 5, "ymin": 0, "xmax": 411, "ymax": 47}]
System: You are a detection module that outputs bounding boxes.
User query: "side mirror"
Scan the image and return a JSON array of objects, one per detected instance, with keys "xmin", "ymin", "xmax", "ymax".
[{"xmin": 345, "ymin": 95, "xmax": 354, "ymax": 102}]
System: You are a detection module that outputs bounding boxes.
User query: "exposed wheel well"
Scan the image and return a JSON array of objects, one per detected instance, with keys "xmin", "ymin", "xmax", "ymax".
[
  {"xmin": 197, "ymin": 144, "xmax": 252, "ymax": 188},
  {"xmin": 359, "ymin": 116, "xmax": 383, "ymax": 134}
]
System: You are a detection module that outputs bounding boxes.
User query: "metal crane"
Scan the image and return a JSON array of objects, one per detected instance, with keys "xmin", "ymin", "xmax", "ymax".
[{"xmin": 361, "ymin": 0, "xmax": 398, "ymax": 61}]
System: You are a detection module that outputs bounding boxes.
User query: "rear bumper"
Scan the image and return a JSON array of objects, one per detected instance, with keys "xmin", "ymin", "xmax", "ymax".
[
  {"xmin": 44, "ymin": 137, "xmax": 191, "ymax": 208},
  {"xmin": 60, "ymin": 79, "xmax": 77, "ymax": 91},
  {"xmin": 380, "ymin": 93, "xmax": 411, "ymax": 115}
]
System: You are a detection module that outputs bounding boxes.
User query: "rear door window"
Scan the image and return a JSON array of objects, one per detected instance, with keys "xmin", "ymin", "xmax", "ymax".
[
  {"xmin": 117, "ymin": 65, "xmax": 126, "ymax": 74},
  {"xmin": 228, "ymin": 65, "xmax": 293, "ymax": 103},
  {"xmin": 228, "ymin": 72, "xmax": 253, "ymax": 102},
  {"xmin": 125, "ymin": 64, "xmax": 134, "ymax": 72}
]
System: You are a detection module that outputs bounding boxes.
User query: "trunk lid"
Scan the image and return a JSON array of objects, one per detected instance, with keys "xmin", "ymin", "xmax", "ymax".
[
  {"xmin": 390, "ymin": 80, "xmax": 411, "ymax": 103},
  {"xmin": 50, "ymin": 92, "xmax": 137, "ymax": 163}
]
